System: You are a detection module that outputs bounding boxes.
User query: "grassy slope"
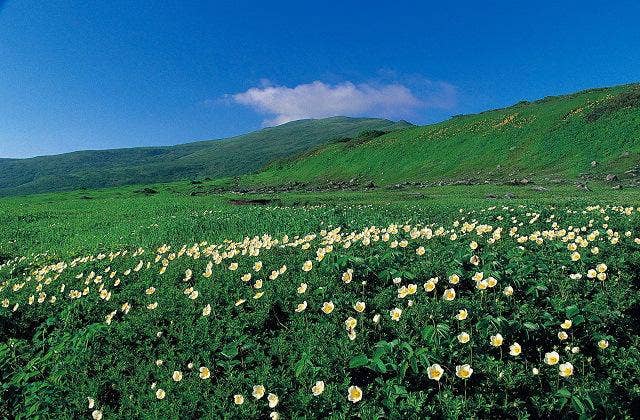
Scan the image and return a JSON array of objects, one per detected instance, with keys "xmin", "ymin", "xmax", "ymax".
[
  {"xmin": 244, "ymin": 84, "xmax": 640, "ymax": 187},
  {"xmin": 0, "ymin": 117, "xmax": 411, "ymax": 196}
]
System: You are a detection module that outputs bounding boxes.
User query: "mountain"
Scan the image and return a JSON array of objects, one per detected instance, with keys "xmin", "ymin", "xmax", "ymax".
[
  {"xmin": 243, "ymin": 83, "xmax": 640, "ymax": 188},
  {"xmin": 0, "ymin": 117, "xmax": 412, "ymax": 196}
]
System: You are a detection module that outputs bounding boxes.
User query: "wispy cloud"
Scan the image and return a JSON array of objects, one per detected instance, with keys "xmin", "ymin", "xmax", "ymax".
[{"xmin": 230, "ymin": 79, "xmax": 456, "ymax": 126}]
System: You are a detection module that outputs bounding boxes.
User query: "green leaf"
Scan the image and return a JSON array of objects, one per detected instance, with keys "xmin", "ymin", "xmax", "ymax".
[
  {"xmin": 572, "ymin": 314, "xmax": 585, "ymax": 326},
  {"xmin": 572, "ymin": 395, "xmax": 586, "ymax": 414},
  {"xmin": 410, "ymin": 356, "xmax": 419, "ymax": 373},
  {"xmin": 399, "ymin": 342, "xmax": 414, "ymax": 355},
  {"xmin": 583, "ymin": 394, "xmax": 595, "ymax": 410},
  {"xmin": 403, "ymin": 271, "xmax": 416, "ymax": 280},
  {"xmin": 221, "ymin": 343, "xmax": 238, "ymax": 359},
  {"xmin": 373, "ymin": 358, "xmax": 387, "ymax": 373},
  {"xmin": 436, "ymin": 323, "xmax": 450, "ymax": 336},
  {"xmin": 349, "ymin": 355, "xmax": 369, "ymax": 369},
  {"xmin": 422, "ymin": 325, "xmax": 435, "ymax": 343},
  {"xmin": 476, "ymin": 317, "xmax": 492, "ymax": 335},
  {"xmin": 566, "ymin": 305, "xmax": 580, "ymax": 318},
  {"xmin": 393, "ymin": 385, "xmax": 408, "ymax": 396},
  {"xmin": 399, "ymin": 361, "xmax": 409, "ymax": 379},
  {"xmin": 294, "ymin": 352, "xmax": 310, "ymax": 378},
  {"xmin": 588, "ymin": 314, "xmax": 602, "ymax": 322},
  {"xmin": 373, "ymin": 347, "xmax": 387, "ymax": 359}
]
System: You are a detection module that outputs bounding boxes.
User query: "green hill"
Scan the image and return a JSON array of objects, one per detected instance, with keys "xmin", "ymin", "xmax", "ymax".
[
  {"xmin": 243, "ymin": 84, "xmax": 640, "ymax": 188},
  {"xmin": 0, "ymin": 117, "xmax": 412, "ymax": 196}
]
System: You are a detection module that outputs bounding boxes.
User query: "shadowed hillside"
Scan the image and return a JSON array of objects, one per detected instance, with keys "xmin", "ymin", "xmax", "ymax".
[{"xmin": 0, "ymin": 117, "xmax": 412, "ymax": 196}]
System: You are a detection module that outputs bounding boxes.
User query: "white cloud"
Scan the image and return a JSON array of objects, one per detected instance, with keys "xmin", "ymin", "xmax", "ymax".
[{"xmin": 231, "ymin": 79, "xmax": 455, "ymax": 126}]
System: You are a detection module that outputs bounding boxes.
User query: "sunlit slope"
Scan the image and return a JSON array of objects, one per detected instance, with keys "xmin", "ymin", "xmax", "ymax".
[
  {"xmin": 246, "ymin": 84, "xmax": 640, "ymax": 187},
  {"xmin": 0, "ymin": 117, "xmax": 411, "ymax": 196}
]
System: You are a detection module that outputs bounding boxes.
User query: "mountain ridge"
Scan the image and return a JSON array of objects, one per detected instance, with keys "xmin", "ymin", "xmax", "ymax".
[{"xmin": 0, "ymin": 117, "xmax": 412, "ymax": 196}]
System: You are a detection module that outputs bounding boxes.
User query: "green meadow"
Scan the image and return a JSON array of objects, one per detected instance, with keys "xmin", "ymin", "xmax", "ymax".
[{"xmin": 1, "ymin": 183, "xmax": 639, "ymax": 418}]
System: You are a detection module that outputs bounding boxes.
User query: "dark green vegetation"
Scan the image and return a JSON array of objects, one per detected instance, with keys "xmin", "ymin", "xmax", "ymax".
[
  {"xmin": 0, "ymin": 117, "xmax": 411, "ymax": 196},
  {"xmin": 244, "ymin": 83, "xmax": 640, "ymax": 188},
  {"xmin": 1, "ymin": 185, "xmax": 640, "ymax": 418}
]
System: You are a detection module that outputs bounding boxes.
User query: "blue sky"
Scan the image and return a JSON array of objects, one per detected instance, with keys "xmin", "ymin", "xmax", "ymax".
[{"xmin": 1, "ymin": 1, "xmax": 639, "ymax": 158}]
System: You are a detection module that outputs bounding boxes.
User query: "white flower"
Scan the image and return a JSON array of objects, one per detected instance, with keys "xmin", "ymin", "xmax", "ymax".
[
  {"xmin": 443, "ymin": 288, "xmax": 456, "ymax": 301},
  {"xmin": 544, "ymin": 351, "xmax": 560, "ymax": 365},
  {"xmin": 427, "ymin": 363, "xmax": 444, "ymax": 381},
  {"xmin": 559, "ymin": 362, "xmax": 574, "ymax": 377},
  {"xmin": 509, "ymin": 342, "xmax": 521, "ymax": 356},
  {"xmin": 455, "ymin": 364, "xmax": 473, "ymax": 379},
  {"xmin": 312, "ymin": 380, "xmax": 325, "ymax": 396},
  {"xmin": 490, "ymin": 333, "xmax": 503, "ymax": 347},
  {"xmin": 267, "ymin": 393, "xmax": 279, "ymax": 408},
  {"xmin": 252, "ymin": 385, "xmax": 265, "ymax": 399},
  {"xmin": 390, "ymin": 308, "xmax": 402, "ymax": 321},
  {"xmin": 347, "ymin": 385, "xmax": 363, "ymax": 403}
]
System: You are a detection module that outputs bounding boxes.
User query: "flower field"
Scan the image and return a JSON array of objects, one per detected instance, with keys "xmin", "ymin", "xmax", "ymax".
[{"xmin": 1, "ymin": 199, "xmax": 640, "ymax": 418}]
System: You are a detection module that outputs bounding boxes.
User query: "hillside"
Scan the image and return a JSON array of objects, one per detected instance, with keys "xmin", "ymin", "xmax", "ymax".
[
  {"xmin": 243, "ymin": 84, "xmax": 640, "ymax": 188},
  {"xmin": 0, "ymin": 117, "xmax": 412, "ymax": 196}
]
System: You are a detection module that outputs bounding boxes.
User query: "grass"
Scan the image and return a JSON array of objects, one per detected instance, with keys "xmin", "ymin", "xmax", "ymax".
[
  {"xmin": 1, "ymin": 183, "xmax": 640, "ymax": 418},
  {"xmin": 2, "ymin": 180, "xmax": 639, "ymax": 259}
]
